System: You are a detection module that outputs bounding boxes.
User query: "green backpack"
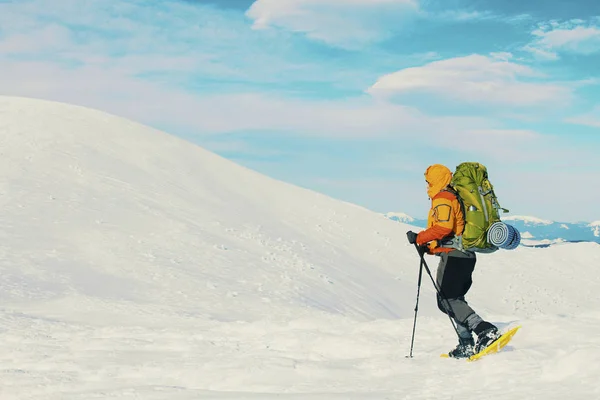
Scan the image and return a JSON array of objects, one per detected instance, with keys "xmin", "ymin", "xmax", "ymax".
[{"xmin": 448, "ymin": 162, "xmax": 509, "ymax": 253}]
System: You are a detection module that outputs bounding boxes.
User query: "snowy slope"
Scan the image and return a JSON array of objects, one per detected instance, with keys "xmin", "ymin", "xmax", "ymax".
[
  {"xmin": 0, "ymin": 96, "xmax": 425, "ymax": 323},
  {"xmin": 1, "ymin": 96, "xmax": 600, "ymax": 399}
]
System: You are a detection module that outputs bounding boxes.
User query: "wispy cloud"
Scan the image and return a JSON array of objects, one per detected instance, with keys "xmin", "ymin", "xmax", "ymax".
[
  {"xmin": 432, "ymin": 9, "xmax": 495, "ymax": 22},
  {"xmin": 0, "ymin": 0, "xmax": 494, "ymax": 143},
  {"xmin": 245, "ymin": 0, "xmax": 523, "ymax": 50},
  {"xmin": 0, "ymin": 57, "xmax": 487, "ymax": 139},
  {"xmin": 367, "ymin": 53, "xmax": 571, "ymax": 107},
  {"xmin": 565, "ymin": 106, "xmax": 600, "ymax": 128},
  {"xmin": 525, "ymin": 18, "xmax": 600, "ymax": 59},
  {"xmin": 0, "ymin": 0, "xmax": 352, "ymax": 91},
  {"xmin": 246, "ymin": 0, "xmax": 419, "ymax": 49},
  {"xmin": 0, "ymin": 24, "xmax": 71, "ymax": 54}
]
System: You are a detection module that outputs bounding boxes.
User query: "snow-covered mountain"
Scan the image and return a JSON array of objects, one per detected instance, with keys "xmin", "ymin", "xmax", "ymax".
[
  {"xmin": 1, "ymin": 96, "xmax": 599, "ymax": 399},
  {"xmin": 503, "ymin": 215, "xmax": 600, "ymax": 245},
  {"xmin": 385, "ymin": 212, "xmax": 600, "ymax": 244},
  {"xmin": 382, "ymin": 212, "xmax": 419, "ymax": 224},
  {"xmin": 590, "ymin": 220, "xmax": 600, "ymax": 238}
]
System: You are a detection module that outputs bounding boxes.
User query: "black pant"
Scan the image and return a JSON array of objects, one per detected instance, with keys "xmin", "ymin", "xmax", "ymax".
[{"xmin": 435, "ymin": 251, "xmax": 477, "ymax": 331}]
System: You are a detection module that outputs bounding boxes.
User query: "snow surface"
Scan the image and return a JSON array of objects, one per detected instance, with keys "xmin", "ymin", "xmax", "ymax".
[{"xmin": 1, "ymin": 96, "xmax": 600, "ymax": 399}]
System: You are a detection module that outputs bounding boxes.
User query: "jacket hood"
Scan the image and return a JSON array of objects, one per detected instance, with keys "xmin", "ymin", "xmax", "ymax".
[{"xmin": 425, "ymin": 164, "xmax": 452, "ymax": 199}]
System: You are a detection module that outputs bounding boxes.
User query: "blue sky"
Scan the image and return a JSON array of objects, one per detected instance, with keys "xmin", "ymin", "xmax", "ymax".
[{"xmin": 0, "ymin": 0, "xmax": 599, "ymax": 222}]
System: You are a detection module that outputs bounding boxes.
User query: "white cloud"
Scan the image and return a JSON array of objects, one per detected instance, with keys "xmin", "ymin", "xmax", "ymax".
[
  {"xmin": 536, "ymin": 26, "xmax": 600, "ymax": 50},
  {"xmin": 565, "ymin": 107, "xmax": 600, "ymax": 128},
  {"xmin": 522, "ymin": 45, "xmax": 559, "ymax": 61},
  {"xmin": 0, "ymin": 24, "xmax": 71, "ymax": 53},
  {"xmin": 367, "ymin": 54, "xmax": 571, "ymax": 107},
  {"xmin": 525, "ymin": 19, "xmax": 600, "ymax": 59},
  {"xmin": 433, "ymin": 9, "xmax": 495, "ymax": 22},
  {"xmin": 489, "ymin": 52, "xmax": 514, "ymax": 61},
  {"xmin": 246, "ymin": 0, "xmax": 419, "ymax": 49}
]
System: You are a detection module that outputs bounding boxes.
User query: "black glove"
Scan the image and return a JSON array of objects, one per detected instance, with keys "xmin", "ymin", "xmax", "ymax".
[
  {"xmin": 406, "ymin": 231, "xmax": 418, "ymax": 244},
  {"xmin": 417, "ymin": 244, "xmax": 429, "ymax": 257}
]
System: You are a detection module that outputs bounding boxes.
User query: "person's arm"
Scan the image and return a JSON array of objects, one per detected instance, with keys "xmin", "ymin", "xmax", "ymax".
[{"xmin": 416, "ymin": 197, "xmax": 455, "ymax": 246}]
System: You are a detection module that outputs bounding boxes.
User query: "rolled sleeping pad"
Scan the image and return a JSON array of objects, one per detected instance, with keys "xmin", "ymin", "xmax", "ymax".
[{"xmin": 487, "ymin": 222, "xmax": 521, "ymax": 250}]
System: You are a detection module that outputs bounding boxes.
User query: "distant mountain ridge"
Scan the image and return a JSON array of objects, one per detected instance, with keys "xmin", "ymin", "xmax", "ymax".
[{"xmin": 384, "ymin": 212, "xmax": 600, "ymax": 244}]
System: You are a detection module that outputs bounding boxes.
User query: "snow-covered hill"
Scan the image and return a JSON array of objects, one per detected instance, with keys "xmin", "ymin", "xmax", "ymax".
[
  {"xmin": 386, "ymin": 212, "xmax": 600, "ymax": 244},
  {"xmin": 1, "ymin": 96, "xmax": 599, "ymax": 399}
]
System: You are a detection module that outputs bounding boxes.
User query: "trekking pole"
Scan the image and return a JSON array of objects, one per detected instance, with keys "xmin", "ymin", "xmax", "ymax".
[
  {"xmin": 412, "ymin": 243, "xmax": 462, "ymax": 342},
  {"xmin": 406, "ymin": 249, "xmax": 424, "ymax": 358}
]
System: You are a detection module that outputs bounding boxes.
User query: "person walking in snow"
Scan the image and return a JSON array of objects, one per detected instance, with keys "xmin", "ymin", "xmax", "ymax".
[{"xmin": 406, "ymin": 164, "xmax": 501, "ymax": 358}]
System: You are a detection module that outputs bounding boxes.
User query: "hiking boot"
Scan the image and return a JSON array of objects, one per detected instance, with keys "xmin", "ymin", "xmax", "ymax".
[
  {"xmin": 448, "ymin": 337, "xmax": 475, "ymax": 359},
  {"xmin": 474, "ymin": 322, "xmax": 501, "ymax": 353}
]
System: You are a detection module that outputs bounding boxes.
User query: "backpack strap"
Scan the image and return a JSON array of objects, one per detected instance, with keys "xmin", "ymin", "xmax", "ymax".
[
  {"xmin": 436, "ymin": 186, "xmax": 468, "ymax": 252},
  {"xmin": 441, "ymin": 185, "xmax": 466, "ymax": 222}
]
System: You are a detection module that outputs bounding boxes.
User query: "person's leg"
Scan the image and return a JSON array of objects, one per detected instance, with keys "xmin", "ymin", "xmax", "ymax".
[
  {"xmin": 435, "ymin": 250, "xmax": 477, "ymax": 327},
  {"xmin": 436, "ymin": 250, "xmax": 501, "ymax": 353},
  {"xmin": 455, "ymin": 321, "xmax": 471, "ymax": 340},
  {"xmin": 436, "ymin": 250, "xmax": 500, "ymax": 356}
]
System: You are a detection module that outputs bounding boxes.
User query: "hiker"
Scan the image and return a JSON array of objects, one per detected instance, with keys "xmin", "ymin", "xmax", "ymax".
[{"xmin": 406, "ymin": 164, "xmax": 501, "ymax": 358}]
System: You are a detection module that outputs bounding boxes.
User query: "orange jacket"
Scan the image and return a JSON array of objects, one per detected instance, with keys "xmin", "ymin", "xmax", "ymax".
[{"xmin": 416, "ymin": 164, "xmax": 465, "ymax": 254}]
